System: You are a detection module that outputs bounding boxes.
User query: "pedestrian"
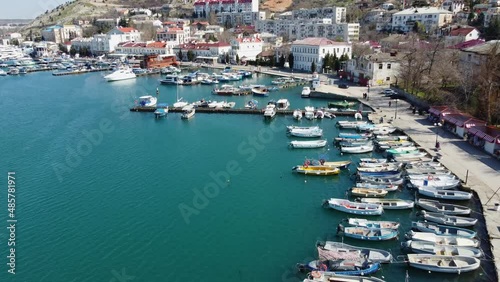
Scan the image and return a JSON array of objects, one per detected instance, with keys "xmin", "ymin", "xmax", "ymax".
[
  {"xmin": 389, "ymin": 101, "xmax": 392, "ymax": 107},
  {"xmin": 379, "ymin": 117, "xmax": 384, "ymax": 123}
]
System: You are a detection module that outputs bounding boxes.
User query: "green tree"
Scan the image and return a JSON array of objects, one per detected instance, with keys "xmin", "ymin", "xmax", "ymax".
[
  {"xmin": 69, "ymin": 46, "xmax": 77, "ymax": 56},
  {"xmin": 187, "ymin": 50, "xmax": 195, "ymax": 61},
  {"xmin": 288, "ymin": 53, "xmax": 294, "ymax": 69},
  {"xmin": 178, "ymin": 49, "xmax": 183, "ymax": 61},
  {"xmin": 236, "ymin": 54, "xmax": 240, "ymax": 64},
  {"xmin": 58, "ymin": 43, "xmax": 68, "ymax": 54},
  {"xmin": 11, "ymin": 39, "xmax": 19, "ymax": 46},
  {"xmin": 225, "ymin": 52, "xmax": 230, "ymax": 64},
  {"xmin": 484, "ymin": 18, "xmax": 500, "ymax": 41},
  {"xmin": 279, "ymin": 54, "xmax": 285, "ymax": 68},
  {"xmin": 322, "ymin": 53, "xmax": 330, "ymax": 72},
  {"xmin": 311, "ymin": 61, "xmax": 316, "ymax": 73},
  {"xmin": 118, "ymin": 17, "xmax": 129, "ymax": 27}
]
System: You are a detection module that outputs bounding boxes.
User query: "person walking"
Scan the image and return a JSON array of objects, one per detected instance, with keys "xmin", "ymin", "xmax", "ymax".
[{"xmin": 388, "ymin": 101, "xmax": 392, "ymax": 107}]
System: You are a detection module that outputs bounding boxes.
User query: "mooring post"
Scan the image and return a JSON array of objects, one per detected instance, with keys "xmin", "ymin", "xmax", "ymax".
[{"xmin": 465, "ymin": 170, "xmax": 469, "ymax": 184}]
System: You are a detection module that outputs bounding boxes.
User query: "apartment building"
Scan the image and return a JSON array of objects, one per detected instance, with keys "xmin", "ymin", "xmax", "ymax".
[
  {"xmin": 41, "ymin": 25, "xmax": 83, "ymax": 44},
  {"xmin": 392, "ymin": 7, "xmax": 453, "ymax": 33},
  {"xmin": 291, "ymin": 37, "xmax": 352, "ymax": 72}
]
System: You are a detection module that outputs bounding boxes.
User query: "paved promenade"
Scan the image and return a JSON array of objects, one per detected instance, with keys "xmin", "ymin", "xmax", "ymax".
[{"xmin": 316, "ymin": 80, "xmax": 500, "ymax": 280}]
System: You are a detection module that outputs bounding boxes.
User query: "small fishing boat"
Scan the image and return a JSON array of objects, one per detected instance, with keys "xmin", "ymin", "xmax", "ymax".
[
  {"xmin": 318, "ymin": 241, "xmax": 393, "ymax": 263},
  {"xmin": 222, "ymin": 101, "xmax": 236, "ymax": 108},
  {"xmin": 355, "ymin": 183, "xmax": 399, "ymax": 192},
  {"xmin": 347, "ymin": 218, "xmax": 400, "ymax": 229},
  {"xmin": 337, "ymin": 121, "xmax": 368, "ymax": 129},
  {"xmin": 386, "ymin": 147, "xmax": 418, "ymax": 155},
  {"xmin": 297, "ymin": 260, "xmax": 380, "ymax": 276},
  {"xmin": 154, "ymin": 103, "xmax": 168, "ymax": 118},
  {"xmin": 290, "ymin": 140, "xmax": 328, "ymax": 149},
  {"xmin": 376, "ymin": 135, "xmax": 409, "ymax": 141},
  {"xmin": 359, "ymin": 158, "xmax": 388, "ymax": 163},
  {"xmin": 341, "ymin": 145, "xmax": 374, "ymax": 154},
  {"xmin": 417, "ymin": 187, "xmax": 472, "ymax": 201},
  {"xmin": 244, "ymin": 100, "xmax": 258, "ymax": 109},
  {"xmin": 337, "ymin": 224, "xmax": 399, "ymax": 241},
  {"xmin": 360, "ymin": 198, "xmax": 414, "ymax": 209},
  {"xmin": 358, "ymin": 171, "xmax": 402, "ymax": 179},
  {"xmin": 329, "ymin": 100, "xmax": 357, "ymax": 109},
  {"xmin": 305, "ymin": 107, "xmax": 315, "ymax": 120},
  {"xmin": 213, "ymin": 85, "xmax": 238, "ymax": 95},
  {"xmin": 287, "ymin": 125, "xmax": 319, "ymax": 131},
  {"xmin": 302, "ymin": 159, "xmax": 351, "ymax": 169},
  {"xmin": 338, "ymin": 132, "xmax": 373, "ymax": 139},
  {"xmin": 289, "ymin": 127, "xmax": 323, "ymax": 138},
  {"xmin": 252, "ymin": 86, "xmax": 270, "ymax": 96},
  {"xmin": 181, "ymin": 105, "xmax": 195, "ymax": 119},
  {"xmin": 301, "ymin": 86, "xmax": 311, "ymax": 98},
  {"xmin": 407, "ymin": 231, "xmax": 479, "ymax": 247},
  {"xmin": 406, "ymin": 254, "xmax": 480, "ymax": 273},
  {"xmin": 324, "ymin": 199, "xmax": 383, "ymax": 216},
  {"xmin": 303, "ymin": 271, "xmax": 386, "ymax": 282},
  {"xmin": 276, "ymin": 99, "xmax": 290, "ymax": 110},
  {"xmin": 371, "ymin": 127, "xmax": 397, "ymax": 135},
  {"xmin": 292, "ymin": 166, "xmax": 340, "ymax": 175},
  {"xmin": 416, "ymin": 199, "xmax": 471, "ymax": 215},
  {"xmin": 357, "ymin": 166, "xmax": 400, "ymax": 173},
  {"xmin": 350, "ymin": 188, "xmax": 388, "ymax": 198},
  {"xmin": 406, "ymin": 172, "xmax": 454, "ymax": 179},
  {"xmin": 401, "ymin": 240, "xmax": 483, "ymax": 258},
  {"xmin": 411, "ymin": 221, "xmax": 476, "ymax": 238},
  {"xmin": 358, "ymin": 175, "xmax": 404, "ymax": 185},
  {"xmin": 340, "ymin": 140, "xmax": 373, "ymax": 147},
  {"xmin": 293, "ymin": 109, "xmax": 303, "ymax": 120},
  {"xmin": 419, "ymin": 211, "xmax": 477, "ymax": 227},
  {"xmin": 409, "ymin": 178, "xmax": 461, "ymax": 190},
  {"xmin": 315, "ymin": 110, "xmax": 325, "ymax": 119},
  {"xmin": 393, "ymin": 152, "xmax": 429, "ymax": 162}
]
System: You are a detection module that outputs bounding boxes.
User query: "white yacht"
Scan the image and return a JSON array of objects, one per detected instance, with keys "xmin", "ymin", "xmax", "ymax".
[
  {"xmin": 264, "ymin": 104, "xmax": 277, "ymax": 119},
  {"xmin": 181, "ymin": 105, "xmax": 195, "ymax": 119},
  {"xmin": 159, "ymin": 74, "xmax": 182, "ymax": 85},
  {"xmin": 276, "ymin": 99, "xmax": 290, "ymax": 110},
  {"xmin": 104, "ymin": 68, "xmax": 136, "ymax": 82},
  {"xmin": 301, "ymin": 86, "xmax": 311, "ymax": 98},
  {"xmin": 138, "ymin": 95, "xmax": 157, "ymax": 107},
  {"xmin": 0, "ymin": 69, "xmax": 6, "ymax": 76}
]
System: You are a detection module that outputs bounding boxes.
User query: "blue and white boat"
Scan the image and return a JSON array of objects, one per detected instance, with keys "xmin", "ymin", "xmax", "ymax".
[
  {"xmin": 338, "ymin": 132, "xmax": 373, "ymax": 140},
  {"xmin": 238, "ymin": 70, "xmax": 253, "ymax": 78},
  {"xmin": 297, "ymin": 260, "xmax": 380, "ymax": 276},
  {"xmin": 303, "ymin": 271, "xmax": 386, "ymax": 282},
  {"xmin": 411, "ymin": 221, "xmax": 477, "ymax": 238},
  {"xmin": 324, "ymin": 198, "xmax": 383, "ymax": 216},
  {"xmin": 337, "ymin": 224, "xmax": 399, "ymax": 241},
  {"xmin": 357, "ymin": 170, "xmax": 402, "ymax": 178},
  {"xmin": 154, "ymin": 103, "xmax": 168, "ymax": 118}
]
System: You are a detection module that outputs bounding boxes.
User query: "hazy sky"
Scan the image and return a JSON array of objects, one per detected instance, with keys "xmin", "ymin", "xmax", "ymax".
[{"xmin": 0, "ymin": 0, "xmax": 70, "ymax": 19}]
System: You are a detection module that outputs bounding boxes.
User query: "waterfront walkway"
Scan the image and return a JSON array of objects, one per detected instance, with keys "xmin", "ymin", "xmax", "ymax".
[{"xmin": 318, "ymin": 81, "xmax": 500, "ymax": 280}]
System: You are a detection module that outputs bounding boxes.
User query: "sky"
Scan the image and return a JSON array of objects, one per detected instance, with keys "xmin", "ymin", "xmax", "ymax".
[{"xmin": 0, "ymin": 0, "xmax": 70, "ymax": 19}]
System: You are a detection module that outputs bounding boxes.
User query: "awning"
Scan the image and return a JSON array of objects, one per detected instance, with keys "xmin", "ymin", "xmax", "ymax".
[
  {"xmin": 443, "ymin": 115, "xmax": 461, "ymax": 126},
  {"xmin": 468, "ymin": 127, "xmax": 498, "ymax": 143},
  {"xmin": 428, "ymin": 108, "xmax": 442, "ymax": 115},
  {"xmin": 484, "ymin": 134, "xmax": 496, "ymax": 143}
]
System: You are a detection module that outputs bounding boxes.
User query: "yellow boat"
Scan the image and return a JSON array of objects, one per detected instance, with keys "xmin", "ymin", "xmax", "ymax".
[
  {"xmin": 292, "ymin": 165, "xmax": 340, "ymax": 176},
  {"xmin": 350, "ymin": 188, "xmax": 388, "ymax": 198},
  {"xmin": 304, "ymin": 159, "xmax": 351, "ymax": 169}
]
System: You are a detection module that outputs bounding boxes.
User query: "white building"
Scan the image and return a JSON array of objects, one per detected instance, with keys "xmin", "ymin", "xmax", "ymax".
[
  {"xmin": 194, "ymin": 0, "xmax": 259, "ymax": 17},
  {"xmin": 217, "ymin": 11, "xmax": 266, "ymax": 26},
  {"xmin": 380, "ymin": 2, "xmax": 395, "ymax": 10},
  {"xmin": 291, "ymin": 37, "xmax": 352, "ymax": 72},
  {"xmin": 391, "ymin": 7, "xmax": 453, "ymax": 33},
  {"xmin": 41, "ymin": 25, "xmax": 83, "ymax": 44},
  {"xmin": 260, "ymin": 32, "xmax": 283, "ymax": 50},
  {"xmin": 256, "ymin": 19, "xmax": 359, "ymax": 42},
  {"xmin": 114, "ymin": 41, "xmax": 173, "ymax": 56},
  {"xmin": 441, "ymin": 0, "xmax": 465, "ymax": 15},
  {"xmin": 156, "ymin": 27, "xmax": 190, "ymax": 45},
  {"xmin": 346, "ymin": 52, "xmax": 403, "ymax": 86},
  {"xmin": 291, "ymin": 7, "xmax": 347, "ymax": 23},
  {"xmin": 173, "ymin": 42, "xmax": 231, "ymax": 62},
  {"xmin": 71, "ymin": 27, "xmax": 142, "ymax": 55},
  {"xmin": 70, "ymin": 37, "xmax": 93, "ymax": 50},
  {"xmin": 230, "ymin": 35, "xmax": 263, "ymax": 61},
  {"xmin": 444, "ymin": 27, "xmax": 480, "ymax": 47}
]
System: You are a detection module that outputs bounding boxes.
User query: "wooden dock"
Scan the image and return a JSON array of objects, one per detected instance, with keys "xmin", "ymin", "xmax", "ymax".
[{"xmin": 129, "ymin": 106, "xmax": 370, "ymax": 116}]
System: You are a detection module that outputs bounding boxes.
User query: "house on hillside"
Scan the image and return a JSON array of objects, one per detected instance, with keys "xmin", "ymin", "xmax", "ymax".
[
  {"xmin": 444, "ymin": 27, "xmax": 480, "ymax": 47},
  {"xmin": 391, "ymin": 7, "xmax": 453, "ymax": 33},
  {"xmin": 346, "ymin": 51, "xmax": 403, "ymax": 86}
]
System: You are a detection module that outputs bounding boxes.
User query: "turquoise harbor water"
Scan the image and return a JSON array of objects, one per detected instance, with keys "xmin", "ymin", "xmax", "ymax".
[{"xmin": 0, "ymin": 70, "xmax": 495, "ymax": 282}]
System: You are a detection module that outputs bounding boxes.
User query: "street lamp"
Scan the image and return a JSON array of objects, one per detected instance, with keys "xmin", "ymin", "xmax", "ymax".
[
  {"xmin": 434, "ymin": 122, "xmax": 442, "ymax": 150},
  {"xmin": 394, "ymin": 99, "xmax": 399, "ymax": 119}
]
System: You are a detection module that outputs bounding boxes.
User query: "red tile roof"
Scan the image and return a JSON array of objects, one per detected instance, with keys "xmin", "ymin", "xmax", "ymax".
[
  {"xmin": 147, "ymin": 42, "xmax": 166, "ymax": 48},
  {"xmin": 449, "ymin": 27, "xmax": 476, "ymax": 36},
  {"xmin": 448, "ymin": 39, "xmax": 485, "ymax": 50},
  {"xmin": 236, "ymin": 37, "xmax": 262, "ymax": 43},
  {"xmin": 118, "ymin": 27, "xmax": 136, "ymax": 33},
  {"xmin": 119, "ymin": 42, "xmax": 147, "ymax": 48},
  {"xmin": 179, "ymin": 42, "xmax": 231, "ymax": 50},
  {"xmin": 293, "ymin": 37, "xmax": 346, "ymax": 46},
  {"xmin": 192, "ymin": 21, "xmax": 209, "ymax": 25}
]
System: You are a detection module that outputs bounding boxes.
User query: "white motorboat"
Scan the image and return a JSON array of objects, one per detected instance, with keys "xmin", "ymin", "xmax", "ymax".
[
  {"xmin": 337, "ymin": 121, "xmax": 368, "ymax": 129},
  {"xmin": 324, "ymin": 198, "xmax": 383, "ymax": 216},
  {"xmin": 173, "ymin": 98, "xmax": 188, "ymax": 108},
  {"xmin": 289, "ymin": 140, "xmax": 327, "ymax": 149},
  {"xmin": 104, "ymin": 68, "xmax": 136, "ymax": 82},
  {"xmin": 360, "ymin": 198, "xmax": 414, "ymax": 209},
  {"xmin": 303, "ymin": 272, "xmax": 386, "ymax": 282},
  {"xmin": 276, "ymin": 99, "xmax": 290, "ymax": 110},
  {"xmin": 289, "ymin": 127, "xmax": 323, "ymax": 138},
  {"xmin": 419, "ymin": 211, "xmax": 477, "ymax": 227},
  {"xmin": 406, "ymin": 231, "xmax": 479, "ymax": 247},
  {"xmin": 301, "ymin": 86, "xmax": 311, "ymax": 98},
  {"xmin": 402, "ymin": 240, "xmax": 483, "ymax": 258},
  {"xmin": 315, "ymin": 109, "xmax": 325, "ymax": 119},
  {"xmin": 159, "ymin": 74, "xmax": 182, "ymax": 85},
  {"xmin": 417, "ymin": 187, "xmax": 472, "ymax": 201},
  {"xmin": 409, "ymin": 177, "xmax": 461, "ymax": 190},
  {"xmin": 286, "ymin": 125, "xmax": 319, "ymax": 131},
  {"xmin": 304, "ymin": 106, "xmax": 315, "ymax": 120},
  {"xmin": 264, "ymin": 104, "xmax": 276, "ymax": 119},
  {"xmin": 406, "ymin": 254, "xmax": 480, "ymax": 274},
  {"xmin": 318, "ymin": 241, "xmax": 393, "ymax": 263},
  {"xmin": 416, "ymin": 199, "xmax": 471, "ymax": 215},
  {"xmin": 222, "ymin": 101, "xmax": 236, "ymax": 108},
  {"xmin": 138, "ymin": 95, "xmax": 157, "ymax": 107},
  {"xmin": 154, "ymin": 104, "xmax": 168, "ymax": 118},
  {"xmin": 293, "ymin": 109, "xmax": 303, "ymax": 120},
  {"xmin": 341, "ymin": 145, "xmax": 374, "ymax": 154},
  {"xmin": 355, "ymin": 183, "xmax": 399, "ymax": 192},
  {"xmin": 181, "ymin": 105, "xmax": 195, "ymax": 119},
  {"xmin": 371, "ymin": 126, "xmax": 397, "ymax": 135},
  {"xmin": 350, "ymin": 188, "xmax": 388, "ymax": 198},
  {"xmin": 347, "ymin": 218, "xmax": 400, "ymax": 229},
  {"xmin": 0, "ymin": 69, "xmax": 6, "ymax": 76},
  {"xmin": 411, "ymin": 221, "xmax": 476, "ymax": 238}
]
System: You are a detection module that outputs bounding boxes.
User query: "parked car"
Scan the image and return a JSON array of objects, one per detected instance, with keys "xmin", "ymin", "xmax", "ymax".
[
  {"xmin": 383, "ymin": 89, "xmax": 396, "ymax": 96},
  {"xmin": 339, "ymin": 83, "xmax": 349, "ymax": 89}
]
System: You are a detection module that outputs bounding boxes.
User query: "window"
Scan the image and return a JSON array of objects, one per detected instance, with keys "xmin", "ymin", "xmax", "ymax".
[
  {"xmin": 378, "ymin": 63, "xmax": 383, "ymax": 69},
  {"xmin": 387, "ymin": 63, "xmax": 391, "ymax": 69},
  {"xmin": 386, "ymin": 77, "xmax": 390, "ymax": 81}
]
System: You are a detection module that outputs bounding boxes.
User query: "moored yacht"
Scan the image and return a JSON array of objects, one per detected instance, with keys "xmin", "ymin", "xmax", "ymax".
[
  {"xmin": 159, "ymin": 74, "xmax": 182, "ymax": 85},
  {"xmin": 104, "ymin": 68, "xmax": 136, "ymax": 82},
  {"xmin": 138, "ymin": 95, "xmax": 157, "ymax": 107},
  {"xmin": 276, "ymin": 99, "xmax": 290, "ymax": 110},
  {"xmin": 301, "ymin": 86, "xmax": 311, "ymax": 98}
]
